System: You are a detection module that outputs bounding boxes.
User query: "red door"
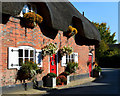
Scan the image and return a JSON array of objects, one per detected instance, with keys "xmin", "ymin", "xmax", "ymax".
[
  {"xmin": 50, "ymin": 54, "xmax": 57, "ymax": 74},
  {"xmin": 89, "ymin": 55, "xmax": 92, "ymax": 77}
]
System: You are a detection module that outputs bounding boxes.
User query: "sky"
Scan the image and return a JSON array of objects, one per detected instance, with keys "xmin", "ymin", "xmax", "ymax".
[{"xmin": 71, "ymin": 2, "xmax": 118, "ymax": 43}]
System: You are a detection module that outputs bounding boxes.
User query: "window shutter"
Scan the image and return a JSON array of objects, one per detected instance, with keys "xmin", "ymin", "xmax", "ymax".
[
  {"xmin": 36, "ymin": 49, "xmax": 42, "ymax": 67},
  {"xmin": 8, "ymin": 47, "xmax": 19, "ymax": 69},
  {"xmin": 74, "ymin": 53, "xmax": 78, "ymax": 63},
  {"xmin": 61, "ymin": 55, "xmax": 66, "ymax": 67}
]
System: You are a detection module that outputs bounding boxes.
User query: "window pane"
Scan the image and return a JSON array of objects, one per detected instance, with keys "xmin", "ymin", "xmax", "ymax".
[
  {"xmin": 69, "ymin": 55, "xmax": 71, "ymax": 59},
  {"xmin": 19, "ymin": 58, "xmax": 23, "ymax": 66},
  {"xmin": 25, "ymin": 50, "xmax": 28, "ymax": 57},
  {"xmin": 71, "ymin": 59, "xmax": 74, "ymax": 62},
  {"xmin": 30, "ymin": 58, "xmax": 34, "ymax": 62},
  {"xmin": 30, "ymin": 50, "xmax": 34, "ymax": 57},
  {"xmin": 25, "ymin": 58, "xmax": 29, "ymax": 63},
  {"xmin": 24, "ymin": 5, "xmax": 28, "ymax": 8},
  {"xmin": 66, "ymin": 59, "xmax": 68, "ymax": 64},
  {"xmin": 22, "ymin": 8, "xmax": 26, "ymax": 13},
  {"xmin": 19, "ymin": 49, "xmax": 23, "ymax": 57},
  {"xmin": 71, "ymin": 54, "xmax": 74, "ymax": 59}
]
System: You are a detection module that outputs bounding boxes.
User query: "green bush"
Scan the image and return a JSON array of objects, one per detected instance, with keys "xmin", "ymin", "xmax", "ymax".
[
  {"xmin": 16, "ymin": 61, "xmax": 43, "ymax": 82},
  {"xmin": 47, "ymin": 73, "xmax": 57, "ymax": 77},
  {"xmin": 36, "ymin": 68, "xmax": 44, "ymax": 74},
  {"xmin": 93, "ymin": 66, "xmax": 102, "ymax": 72},
  {"xmin": 99, "ymin": 54, "xmax": 120, "ymax": 68},
  {"xmin": 56, "ymin": 77, "xmax": 61, "ymax": 85},
  {"xmin": 65, "ymin": 62, "xmax": 78, "ymax": 74},
  {"xmin": 59, "ymin": 71, "xmax": 70, "ymax": 77},
  {"xmin": 59, "ymin": 75, "xmax": 67, "ymax": 83},
  {"xmin": 56, "ymin": 75, "xmax": 67, "ymax": 85}
]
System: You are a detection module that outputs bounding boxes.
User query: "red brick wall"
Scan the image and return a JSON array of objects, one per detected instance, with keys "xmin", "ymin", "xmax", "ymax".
[{"xmin": 0, "ymin": 17, "xmax": 95, "ymax": 86}]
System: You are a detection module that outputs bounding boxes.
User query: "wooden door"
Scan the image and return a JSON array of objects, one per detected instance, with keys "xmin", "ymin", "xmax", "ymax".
[{"xmin": 50, "ymin": 54, "xmax": 57, "ymax": 74}]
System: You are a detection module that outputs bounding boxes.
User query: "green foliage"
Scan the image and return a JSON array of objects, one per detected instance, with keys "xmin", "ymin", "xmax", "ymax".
[
  {"xmin": 59, "ymin": 71, "xmax": 70, "ymax": 77},
  {"xmin": 47, "ymin": 73, "xmax": 57, "ymax": 77},
  {"xmin": 65, "ymin": 62, "xmax": 78, "ymax": 74},
  {"xmin": 36, "ymin": 68, "xmax": 44, "ymax": 74},
  {"xmin": 93, "ymin": 22, "xmax": 117, "ymax": 44},
  {"xmin": 16, "ymin": 61, "xmax": 43, "ymax": 82},
  {"xmin": 96, "ymin": 40, "xmax": 109, "ymax": 59},
  {"xmin": 59, "ymin": 75, "xmax": 67, "ymax": 83},
  {"xmin": 99, "ymin": 54, "xmax": 120, "ymax": 68},
  {"xmin": 93, "ymin": 66, "xmax": 102, "ymax": 72},
  {"xmin": 92, "ymin": 22, "xmax": 119, "ymax": 64},
  {"xmin": 56, "ymin": 75, "xmax": 67, "ymax": 85},
  {"xmin": 56, "ymin": 77, "xmax": 61, "ymax": 85}
]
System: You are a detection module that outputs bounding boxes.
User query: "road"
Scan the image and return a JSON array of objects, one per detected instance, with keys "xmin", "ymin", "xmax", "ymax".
[{"xmin": 44, "ymin": 68, "xmax": 120, "ymax": 95}]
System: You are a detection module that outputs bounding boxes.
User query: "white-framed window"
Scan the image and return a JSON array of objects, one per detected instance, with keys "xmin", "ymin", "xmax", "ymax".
[
  {"xmin": 66, "ymin": 54, "xmax": 75, "ymax": 64},
  {"xmin": 8, "ymin": 46, "xmax": 42, "ymax": 70},
  {"xmin": 61, "ymin": 53, "xmax": 78, "ymax": 67},
  {"xmin": 20, "ymin": 4, "xmax": 37, "ymax": 17},
  {"xmin": 18, "ymin": 46, "xmax": 35, "ymax": 66}
]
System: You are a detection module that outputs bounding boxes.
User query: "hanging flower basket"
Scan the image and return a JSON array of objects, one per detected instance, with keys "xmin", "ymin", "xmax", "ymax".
[
  {"xmin": 23, "ymin": 12, "xmax": 43, "ymax": 29},
  {"xmin": 60, "ymin": 46, "xmax": 73, "ymax": 56},
  {"xmin": 65, "ymin": 26, "xmax": 78, "ymax": 37},
  {"xmin": 42, "ymin": 43, "xmax": 58, "ymax": 56}
]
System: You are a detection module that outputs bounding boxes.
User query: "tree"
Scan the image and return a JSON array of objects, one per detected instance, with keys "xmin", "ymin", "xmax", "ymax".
[
  {"xmin": 96, "ymin": 40, "xmax": 109, "ymax": 58},
  {"xmin": 92, "ymin": 22, "xmax": 118, "ymax": 63},
  {"xmin": 93, "ymin": 22, "xmax": 117, "ymax": 44}
]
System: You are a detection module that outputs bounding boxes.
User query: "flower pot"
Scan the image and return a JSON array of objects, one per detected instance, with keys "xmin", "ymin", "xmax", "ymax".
[
  {"xmin": 67, "ymin": 75, "xmax": 70, "ymax": 85},
  {"xmin": 46, "ymin": 77, "xmax": 56, "ymax": 87},
  {"xmin": 93, "ymin": 70, "xmax": 100, "ymax": 77}
]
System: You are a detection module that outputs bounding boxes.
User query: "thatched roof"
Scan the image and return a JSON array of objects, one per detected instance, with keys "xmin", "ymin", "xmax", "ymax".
[
  {"xmin": 2, "ymin": 2, "xmax": 26, "ymax": 16},
  {"xmin": 2, "ymin": 2, "xmax": 101, "ymax": 45}
]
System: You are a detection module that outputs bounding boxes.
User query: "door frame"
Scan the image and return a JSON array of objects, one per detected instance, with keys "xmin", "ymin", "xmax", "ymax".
[{"xmin": 49, "ymin": 53, "xmax": 58, "ymax": 76}]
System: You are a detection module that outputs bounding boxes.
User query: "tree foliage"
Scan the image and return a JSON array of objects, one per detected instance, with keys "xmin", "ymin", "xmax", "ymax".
[
  {"xmin": 93, "ymin": 22, "xmax": 117, "ymax": 44},
  {"xmin": 93, "ymin": 22, "xmax": 120, "ymax": 65}
]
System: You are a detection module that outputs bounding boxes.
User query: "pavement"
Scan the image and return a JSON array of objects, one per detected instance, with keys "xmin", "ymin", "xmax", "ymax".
[{"xmin": 2, "ymin": 77, "xmax": 96, "ymax": 95}]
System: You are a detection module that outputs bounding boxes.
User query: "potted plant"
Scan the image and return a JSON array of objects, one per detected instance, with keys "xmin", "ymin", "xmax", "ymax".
[
  {"xmin": 16, "ymin": 61, "xmax": 43, "ymax": 90},
  {"xmin": 60, "ymin": 46, "xmax": 73, "ymax": 56},
  {"xmin": 42, "ymin": 43, "xmax": 58, "ymax": 56},
  {"xmin": 64, "ymin": 26, "xmax": 78, "ymax": 37},
  {"xmin": 65, "ymin": 62, "xmax": 78, "ymax": 74},
  {"xmin": 56, "ymin": 76, "xmax": 62, "ymax": 85},
  {"xmin": 59, "ymin": 71, "xmax": 70, "ymax": 84},
  {"xmin": 56, "ymin": 75, "xmax": 67, "ymax": 85},
  {"xmin": 92, "ymin": 65, "xmax": 102, "ymax": 77},
  {"xmin": 21, "ymin": 12, "xmax": 43, "ymax": 29},
  {"xmin": 45, "ymin": 73, "xmax": 57, "ymax": 87}
]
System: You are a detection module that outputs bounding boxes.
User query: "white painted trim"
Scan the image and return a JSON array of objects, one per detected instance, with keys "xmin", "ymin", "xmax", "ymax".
[
  {"xmin": 49, "ymin": 56, "xmax": 50, "ymax": 73},
  {"xmin": 89, "ymin": 53, "xmax": 93, "ymax": 56},
  {"xmin": 56, "ymin": 52, "xmax": 58, "ymax": 76}
]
